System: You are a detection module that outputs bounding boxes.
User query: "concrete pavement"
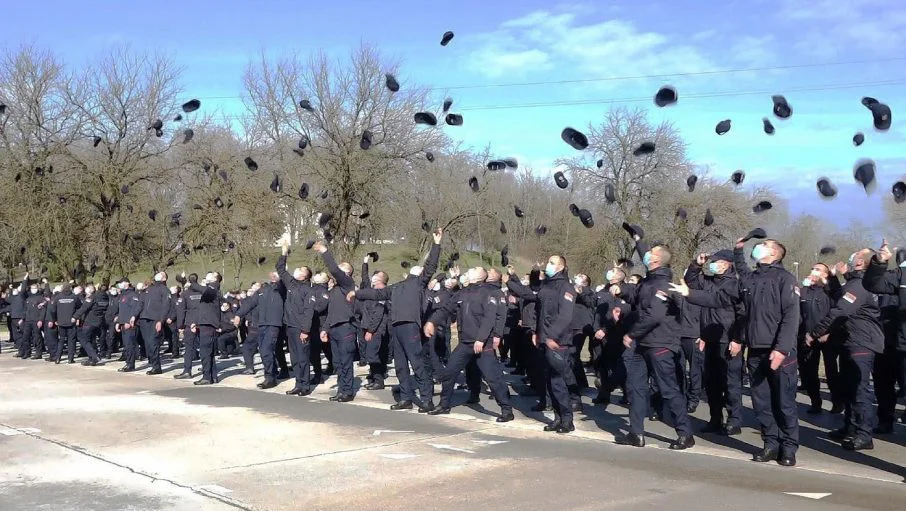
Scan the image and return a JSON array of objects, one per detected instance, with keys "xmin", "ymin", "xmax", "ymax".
[{"xmin": 1, "ymin": 344, "xmax": 905, "ymax": 510}]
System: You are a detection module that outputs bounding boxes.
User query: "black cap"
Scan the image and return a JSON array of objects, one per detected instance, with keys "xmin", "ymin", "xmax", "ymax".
[
  {"xmin": 148, "ymin": 210, "xmax": 157, "ymax": 221},
  {"xmin": 686, "ymin": 174, "xmax": 698, "ymax": 192},
  {"xmin": 568, "ymin": 203, "xmax": 580, "ymax": 216},
  {"xmin": 731, "ymin": 170, "xmax": 745, "ymax": 185},
  {"xmin": 440, "ymin": 31, "xmax": 455, "ymax": 46},
  {"xmin": 445, "ymin": 113, "xmax": 463, "ymax": 126},
  {"xmin": 359, "ymin": 210, "xmax": 370, "ymax": 219},
  {"xmin": 501, "ymin": 254, "xmax": 509, "ymax": 267},
  {"xmin": 561, "ymin": 127, "xmax": 588, "ymax": 150},
  {"xmin": 892, "ymin": 181, "xmax": 906, "ymax": 203},
  {"xmin": 182, "ymin": 99, "xmax": 201, "ymax": 113},
  {"xmin": 121, "ymin": 185, "xmax": 130, "ymax": 194},
  {"xmin": 514, "ymin": 205, "xmax": 524, "ymax": 218},
  {"xmin": 604, "ymin": 183, "xmax": 616, "ymax": 203},
  {"xmin": 853, "ymin": 159, "xmax": 876, "ymax": 192},
  {"xmin": 499, "ymin": 221, "xmax": 507, "ymax": 234},
  {"xmin": 710, "ymin": 250, "xmax": 733, "ymax": 262},
  {"xmin": 862, "ymin": 97, "xmax": 879, "ymax": 108},
  {"xmin": 487, "ymin": 160, "xmax": 506, "ymax": 171},
  {"xmin": 414, "ymin": 112, "xmax": 437, "ymax": 126},
  {"xmin": 218, "ymin": 169, "xmax": 228, "ymax": 182},
  {"xmin": 360, "ymin": 130, "xmax": 373, "ymax": 150},
  {"xmin": 763, "ymin": 118, "xmax": 775, "ymax": 135},
  {"xmin": 535, "ymin": 225, "xmax": 548, "ymax": 236},
  {"xmin": 654, "ymin": 86, "xmax": 677, "ymax": 107},
  {"xmin": 554, "ymin": 171, "xmax": 569, "ymax": 189},
  {"xmin": 319, "ymin": 189, "xmax": 328, "ymax": 200},
  {"xmin": 596, "ymin": 159, "xmax": 604, "ymax": 168},
  {"xmin": 704, "ymin": 208, "xmax": 714, "ymax": 226},
  {"xmin": 816, "ymin": 177, "xmax": 837, "ymax": 199},
  {"xmin": 298, "ymin": 136, "xmax": 309, "ymax": 150},
  {"xmin": 385, "ymin": 73, "xmax": 400, "ymax": 92},
  {"xmin": 753, "ymin": 200, "xmax": 772, "ymax": 213},
  {"xmin": 298, "ymin": 183, "xmax": 309, "ymax": 200},
  {"xmin": 468, "ymin": 176, "xmax": 479, "ymax": 192},
  {"xmin": 149, "ymin": 119, "xmax": 163, "ymax": 130},
  {"xmin": 426, "ymin": 152, "xmax": 435, "ymax": 162},
  {"xmin": 632, "ymin": 141, "xmax": 656, "ymax": 156},
  {"xmin": 621, "ymin": 222, "xmax": 644, "ymax": 239},
  {"xmin": 421, "ymin": 221, "xmax": 431, "ymax": 233},
  {"xmin": 868, "ymin": 102, "xmax": 892, "ymax": 131},
  {"xmin": 897, "ymin": 248, "xmax": 906, "ymax": 266},
  {"xmin": 318, "ymin": 212, "xmax": 333, "ymax": 228},
  {"xmin": 257, "ymin": 256, "xmax": 267, "ymax": 266},
  {"xmin": 819, "ymin": 246, "xmax": 836, "ymax": 255},
  {"xmin": 616, "ymin": 257, "xmax": 633, "ymax": 268},
  {"xmin": 578, "ymin": 209, "xmax": 594, "ymax": 228},
  {"xmin": 853, "ymin": 132, "xmax": 865, "ymax": 146},
  {"xmin": 367, "ymin": 251, "xmax": 379, "ymax": 262},
  {"xmin": 715, "ymin": 119, "xmax": 731, "ymax": 135},
  {"xmin": 174, "ymin": 114, "xmax": 183, "ymax": 122},
  {"xmin": 0, "ymin": 104, "xmax": 6, "ymax": 115},
  {"xmin": 270, "ymin": 175, "xmax": 281, "ymax": 193},
  {"xmin": 771, "ymin": 95, "xmax": 792, "ymax": 119},
  {"xmin": 503, "ymin": 157, "xmax": 518, "ymax": 169},
  {"xmin": 401, "ymin": 261, "xmax": 411, "ymax": 269},
  {"xmin": 299, "ymin": 99, "xmax": 314, "ymax": 112},
  {"xmin": 292, "ymin": 148, "xmax": 304, "ymax": 157},
  {"xmin": 676, "ymin": 207, "xmax": 687, "ymax": 220},
  {"xmin": 451, "ymin": 252, "xmax": 460, "ymax": 261},
  {"xmin": 442, "ymin": 98, "xmax": 453, "ymax": 112},
  {"xmin": 244, "ymin": 157, "xmax": 258, "ymax": 171},
  {"xmin": 305, "ymin": 240, "xmax": 315, "ymax": 250},
  {"xmin": 93, "ymin": 136, "xmax": 102, "ymax": 147},
  {"xmin": 742, "ymin": 227, "xmax": 767, "ymax": 241},
  {"xmin": 154, "ymin": 128, "xmax": 163, "ymax": 138},
  {"xmin": 182, "ymin": 129, "xmax": 194, "ymax": 144}
]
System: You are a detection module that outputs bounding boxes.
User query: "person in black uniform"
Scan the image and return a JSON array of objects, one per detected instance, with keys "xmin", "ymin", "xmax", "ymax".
[
  {"xmin": 732, "ymin": 236, "xmax": 800, "ymax": 466},
  {"xmin": 568, "ymin": 273, "xmax": 595, "ymax": 411},
  {"xmin": 426, "ymin": 274, "xmax": 457, "ymax": 381},
  {"xmin": 796, "ymin": 263, "xmax": 843, "ymax": 414},
  {"xmin": 216, "ymin": 302, "xmax": 239, "ymax": 357},
  {"xmin": 189, "ymin": 272, "xmax": 222, "ymax": 385},
  {"xmin": 234, "ymin": 273, "xmax": 285, "ymax": 389},
  {"xmin": 809, "ymin": 249, "xmax": 883, "ymax": 451},
  {"xmin": 592, "ymin": 281, "xmax": 629, "ymax": 407},
  {"xmin": 174, "ymin": 275, "xmax": 202, "ymax": 379},
  {"xmin": 93, "ymin": 286, "xmax": 111, "ymax": 359},
  {"xmin": 509, "ymin": 270, "xmax": 549, "ymax": 411},
  {"xmin": 8, "ymin": 275, "xmax": 28, "ymax": 356},
  {"xmin": 166, "ymin": 285, "xmax": 180, "ymax": 358},
  {"xmin": 238, "ymin": 282, "xmax": 262, "ymax": 376},
  {"xmin": 863, "ymin": 241, "xmax": 906, "ymax": 432},
  {"xmin": 360, "ymin": 269, "xmax": 390, "ymax": 391},
  {"xmin": 673, "ymin": 250, "xmax": 744, "ymax": 435},
  {"xmin": 139, "ymin": 272, "xmax": 171, "ymax": 375},
  {"xmin": 277, "ymin": 242, "xmax": 313, "ymax": 396},
  {"xmin": 425, "ymin": 267, "xmax": 515, "ymax": 421},
  {"xmin": 350, "ymin": 229, "xmax": 443, "ymax": 410},
  {"xmin": 313, "ymin": 241, "xmax": 362, "ymax": 403},
  {"xmin": 509, "ymin": 255, "xmax": 576, "ymax": 433},
  {"xmin": 73, "ymin": 284, "xmax": 104, "ymax": 366},
  {"xmin": 301, "ymin": 273, "xmax": 330, "ymax": 386},
  {"xmin": 678, "ymin": 291, "xmax": 703, "ymax": 414},
  {"xmin": 103, "ymin": 286, "xmax": 120, "ymax": 359},
  {"xmin": 617, "ymin": 238, "xmax": 693, "ymax": 450},
  {"xmin": 49, "ymin": 284, "xmax": 81, "ymax": 363},
  {"xmin": 22, "ymin": 281, "xmax": 47, "ymax": 360},
  {"xmin": 115, "ymin": 279, "xmax": 143, "ymax": 372}
]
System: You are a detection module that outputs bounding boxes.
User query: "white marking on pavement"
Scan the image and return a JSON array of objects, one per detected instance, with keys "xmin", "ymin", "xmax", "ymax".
[
  {"xmin": 18, "ymin": 427, "xmax": 41, "ymax": 434},
  {"xmin": 136, "ymin": 390, "xmax": 151, "ymax": 395},
  {"xmin": 784, "ymin": 493, "xmax": 832, "ymax": 500},
  {"xmin": 428, "ymin": 443, "xmax": 475, "ymax": 454},
  {"xmin": 198, "ymin": 485, "xmax": 233, "ymax": 496},
  {"xmin": 0, "ymin": 427, "xmax": 41, "ymax": 436},
  {"xmin": 379, "ymin": 453, "xmax": 420, "ymax": 460},
  {"xmin": 372, "ymin": 429, "xmax": 415, "ymax": 436},
  {"xmin": 471, "ymin": 440, "xmax": 508, "ymax": 445}
]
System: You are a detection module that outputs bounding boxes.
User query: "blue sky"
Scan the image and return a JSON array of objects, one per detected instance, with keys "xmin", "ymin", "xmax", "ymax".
[{"xmin": 5, "ymin": 0, "xmax": 906, "ymax": 227}]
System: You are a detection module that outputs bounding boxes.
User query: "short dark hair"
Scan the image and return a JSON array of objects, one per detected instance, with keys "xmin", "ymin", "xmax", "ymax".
[{"xmin": 766, "ymin": 240, "xmax": 786, "ymax": 262}]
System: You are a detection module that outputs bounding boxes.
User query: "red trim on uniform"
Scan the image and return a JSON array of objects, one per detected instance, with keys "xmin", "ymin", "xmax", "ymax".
[{"xmin": 654, "ymin": 348, "xmax": 670, "ymax": 356}]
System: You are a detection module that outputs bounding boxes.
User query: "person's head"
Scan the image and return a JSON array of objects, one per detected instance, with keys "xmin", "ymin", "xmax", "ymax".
[
  {"xmin": 135, "ymin": 282, "xmax": 146, "ymax": 291},
  {"xmin": 520, "ymin": 274, "xmax": 530, "ymax": 286},
  {"xmin": 409, "ymin": 265, "xmax": 425, "ymax": 277},
  {"xmin": 573, "ymin": 273, "xmax": 589, "ymax": 288},
  {"xmin": 849, "ymin": 249, "xmax": 873, "ymax": 272},
  {"xmin": 605, "ymin": 268, "xmax": 626, "ymax": 284},
  {"xmin": 371, "ymin": 271, "xmax": 388, "ymax": 289},
  {"xmin": 708, "ymin": 250, "xmax": 733, "ymax": 275},
  {"xmin": 751, "ymin": 239, "xmax": 786, "ymax": 265},
  {"xmin": 220, "ymin": 302, "xmax": 230, "ymax": 312},
  {"xmin": 188, "ymin": 273, "xmax": 198, "ymax": 284},
  {"xmin": 269, "ymin": 271, "xmax": 279, "ymax": 284},
  {"xmin": 52, "ymin": 285, "xmax": 62, "ymax": 294},
  {"xmin": 73, "ymin": 285, "xmax": 83, "ymax": 295},
  {"xmin": 293, "ymin": 266, "xmax": 311, "ymax": 282},
  {"xmin": 154, "ymin": 271, "xmax": 167, "ymax": 283},
  {"xmin": 808, "ymin": 263, "xmax": 831, "ymax": 286},
  {"xmin": 312, "ymin": 272, "xmax": 328, "ymax": 285},
  {"xmin": 642, "ymin": 245, "xmax": 672, "ymax": 270},
  {"xmin": 545, "ymin": 255, "xmax": 566, "ymax": 277},
  {"xmin": 468, "ymin": 267, "xmax": 488, "ymax": 285},
  {"xmin": 628, "ymin": 274, "xmax": 643, "ymax": 285},
  {"xmin": 338, "ymin": 262, "xmax": 353, "ymax": 277},
  {"xmin": 444, "ymin": 277, "xmax": 458, "ymax": 290},
  {"xmin": 487, "ymin": 268, "xmax": 502, "ymax": 284}
]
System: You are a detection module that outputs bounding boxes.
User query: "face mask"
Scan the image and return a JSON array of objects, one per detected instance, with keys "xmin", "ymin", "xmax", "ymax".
[
  {"xmin": 74, "ymin": 287, "xmax": 83, "ymax": 295},
  {"xmin": 801, "ymin": 278, "xmax": 812, "ymax": 287},
  {"xmin": 848, "ymin": 255, "xmax": 856, "ymax": 267},
  {"xmin": 221, "ymin": 306, "xmax": 229, "ymax": 312},
  {"xmin": 642, "ymin": 252, "xmax": 653, "ymax": 268},
  {"xmin": 900, "ymin": 260, "xmax": 906, "ymax": 268},
  {"xmin": 521, "ymin": 280, "xmax": 529, "ymax": 286},
  {"xmin": 708, "ymin": 262, "xmax": 721, "ymax": 274},
  {"xmin": 29, "ymin": 287, "xmax": 38, "ymax": 294},
  {"xmin": 154, "ymin": 274, "xmax": 163, "ymax": 282},
  {"xmin": 110, "ymin": 289, "xmax": 118, "ymax": 296},
  {"xmin": 544, "ymin": 263, "xmax": 557, "ymax": 278},
  {"xmin": 293, "ymin": 270, "xmax": 305, "ymax": 280},
  {"xmin": 605, "ymin": 270, "xmax": 615, "ymax": 281},
  {"xmin": 751, "ymin": 244, "xmax": 769, "ymax": 261},
  {"xmin": 432, "ymin": 283, "xmax": 440, "ymax": 291},
  {"xmin": 11, "ymin": 289, "xmax": 18, "ymax": 296}
]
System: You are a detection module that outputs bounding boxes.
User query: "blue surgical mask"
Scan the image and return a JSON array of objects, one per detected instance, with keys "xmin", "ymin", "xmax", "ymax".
[
  {"xmin": 801, "ymin": 278, "xmax": 812, "ymax": 287},
  {"xmin": 708, "ymin": 262, "xmax": 721, "ymax": 274},
  {"xmin": 642, "ymin": 251, "xmax": 652, "ymax": 268},
  {"xmin": 605, "ymin": 270, "xmax": 615, "ymax": 281},
  {"xmin": 751, "ymin": 244, "xmax": 769, "ymax": 261},
  {"xmin": 544, "ymin": 263, "xmax": 557, "ymax": 278},
  {"xmin": 899, "ymin": 260, "xmax": 906, "ymax": 268}
]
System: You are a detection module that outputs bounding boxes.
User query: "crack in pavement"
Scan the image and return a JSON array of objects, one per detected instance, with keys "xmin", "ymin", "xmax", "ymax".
[
  {"xmin": 215, "ymin": 426, "xmax": 498, "ymax": 471},
  {"xmin": 0, "ymin": 422, "xmax": 260, "ymax": 511}
]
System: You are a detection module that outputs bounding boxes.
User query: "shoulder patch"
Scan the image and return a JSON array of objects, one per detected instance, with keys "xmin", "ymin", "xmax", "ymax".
[
  {"xmin": 655, "ymin": 289, "xmax": 668, "ymax": 301},
  {"xmin": 794, "ymin": 287, "xmax": 800, "ymax": 297},
  {"xmin": 488, "ymin": 296, "xmax": 497, "ymax": 304},
  {"xmin": 322, "ymin": 294, "xmax": 329, "ymax": 300},
  {"xmin": 434, "ymin": 296, "xmax": 440, "ymax": 303},
  {"xmin": 843, "ymin": 292, "xmax": 857, "ymax": 304},
  {"xmin": 563, "ymin": 292, "xmax": 574, "ymax": 302}
]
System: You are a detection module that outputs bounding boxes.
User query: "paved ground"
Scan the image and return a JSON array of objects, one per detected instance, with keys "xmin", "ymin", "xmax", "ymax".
[{"xmin": 1, "ymin": 341, "xmax": 905, "ymax": 510}]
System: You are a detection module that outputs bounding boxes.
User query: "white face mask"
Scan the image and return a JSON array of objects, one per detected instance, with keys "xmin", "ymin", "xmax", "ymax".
[
  {"xmin": 221, "ymin": 305, "xmax": 230, "ymax": 312},
  {"xmin": 154, "ymin": 273, "xmax": 163, "ymax": 282},
  {"xmin": 432, "ymin": 283, "xmax": 441, "ymax": 291},
  {"xmin": 11, "ymin": 289, "xmax": 19, "ymax": 296},
  {"xmin": 29, "ymin": 287, "xmax": 38, "ymax": 294},
  {"xmin": 605, "ymin": 270, "xmax": 615, "ymax": 281},
  {"xmin": 293, "ymin": 270, "xmax": 305, "ymax": 280},
  {"xmin": 74, "ymin": 287, "xmax": 83, "ymax": 295},
  {"xmin": 801, "ymin": 278, "xmax": 812, "ymax": 287}
]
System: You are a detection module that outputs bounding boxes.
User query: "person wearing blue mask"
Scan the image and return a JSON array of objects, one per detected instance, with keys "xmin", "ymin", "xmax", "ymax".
[
  {"xmin": 862, "ymin": 240, "xmax": 906, "ymax": 434},
  {"xmin": 796, "ymin": 263, "xmax": 844, "ymax": 415},
  {"xmin": 616, "ymin": 234, "xmax": 693, "ymax": 451},
  {"xmin": 731, "ymin": 236, "xmax": 800, "ymax": 466}
]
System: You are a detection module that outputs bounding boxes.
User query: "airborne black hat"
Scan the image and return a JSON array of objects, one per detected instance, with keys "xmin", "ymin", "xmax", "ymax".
[
  {"xmin": 561, "ymin": 127, "xmax": 588, "ymax": 150},
  {"xmin": 654, "ymin": 86, "xmax": 677, "ymax": 107},
  {"xmin": 715, "ymin": 119, "xmax": 731, "ymax": 135},
  {"xmin": 182, "ymin": 99, "xmax": 201, "ymax": 113}
]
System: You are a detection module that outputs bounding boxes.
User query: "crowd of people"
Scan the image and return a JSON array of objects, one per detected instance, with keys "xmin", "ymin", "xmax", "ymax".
[{"xmin": 3, "ymin": 227, "xmax": 906, "ymax": 468}]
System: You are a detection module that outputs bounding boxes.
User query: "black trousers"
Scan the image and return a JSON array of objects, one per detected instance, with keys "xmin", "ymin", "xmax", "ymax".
[
  {"xmin": 216, "ymin": 332, "xmax": 238, "ymax": 355},
  {"xmin": 625, "ymin": 345, "xmax": 690, "ymax": 436},
  {"xmin": 841, "ymin": 347, "xmax": 876, "ymax": 442},
  {"xmin": 181, "ymin": 328, "xmax": 199, "ymax": 375},
  {"xmin": 43, "ymin": 326, "xmax": 58, "ymax": 359},
  {"xmin": 438, "ymin": 342, "xmax": 511, "ymax": 411},
  {"xmin": 874, "ymin": 347, "xmax": 906, "ymax": 426},
  {"xmin": 364, "ymin": 328, "xmax": 389, "ymax": 385},
  {"xmin": 390, "ymin": 322, "xmax": 433, "ymax": 405},
  {"xmin": 799, "ymin": 341, "xmax": 844, "ymax": 408},
  {"xmin": 427, "ymin": 324, "xmax": 450, "ymax": 380},
  {"xmin": 544, "ymin": 344, "xmax": 573, "ymax": 425},
  {"xmin": 704, "ymin": 342, "xmax": 744, "ymax": 427},
  {"xmin": 570, "ymin": 328, "xmax": 590, "ymax": 389},
  {"xmin": 198, "ymin": 325, "xmax": 217, "ymax": 382},
  {"xmin": 78, "ymin": 325, "xmax": 100, "ymax": 362},
  {"xmin": 747, "ymin": 348, "xmax": 799, "ymax": 454},
  {"xmin": 139, "ymin": 320, "xmax": 162, "ymax": 371},
  {"xmin": 524, "ymin": 331, "xmax": 549, "ymax": 404},
  {"xmin": 329, "ymin": 323, "xmax": 357, "ymax": 397},
  {"xmin": 241, "ymin": 327, "xmax": 259, "ymax": 371},
  {"xmin": 258, "ymin": 325, "xmax": 280, "ymax": 383},
  {"xmin": 680, "ymin": 337, "xmax": 704, "ymax": 407},
  {"xmin": 287, "ymin": 326, "xmax": 313, "ymax": 390},
  {"xmin": 121, "ymin": 326, "xmax": 137, "ymax": 369},
  {"xmin": 58, "ymin": 325, "xmax": 78, "ymax": 361}
]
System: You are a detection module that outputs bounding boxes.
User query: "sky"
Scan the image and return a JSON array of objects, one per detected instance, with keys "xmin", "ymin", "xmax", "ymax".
[{"xmin": 4, "ymin": 0, "xmax": 906, "ymax": 228}]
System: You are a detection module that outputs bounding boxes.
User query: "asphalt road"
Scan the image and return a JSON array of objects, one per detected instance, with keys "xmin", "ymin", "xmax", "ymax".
[{"xmin": 1, "ymin": 344, "xmax": 905, "ymax": 511}]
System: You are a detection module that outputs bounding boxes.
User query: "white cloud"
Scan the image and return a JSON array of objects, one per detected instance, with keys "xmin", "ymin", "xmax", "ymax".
[{"xmin": 777, "ymin": 0, "xmax": 906, "ymax": 57}]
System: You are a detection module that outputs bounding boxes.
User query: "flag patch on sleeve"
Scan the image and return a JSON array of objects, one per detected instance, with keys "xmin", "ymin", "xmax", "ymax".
[
  {"xmin": 655, "ymin": 290, "xmax": 668, "ymax": 301},
  {"xmin": 843, "ymin": 292, "xmax": 857, "ymax": 304},
  {"xmin": 563, "ymin": 292, "xmax": 574, "ymax": 302},
  {"xmin": 794, "ymin": 287, "xmax": 800, "ymax": 297}
]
